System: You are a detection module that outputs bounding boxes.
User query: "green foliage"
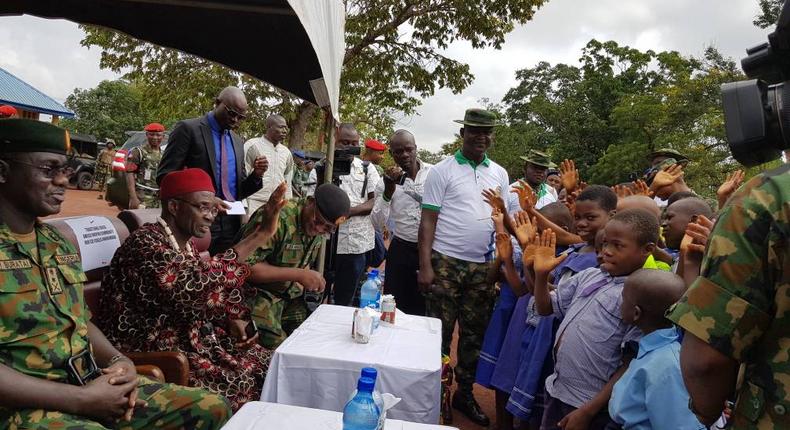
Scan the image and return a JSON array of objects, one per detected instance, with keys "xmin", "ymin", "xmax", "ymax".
[
  {"xmin": 59, "ymin": 80, "xmax": 147, "ymax": 143},
  {"xmin": 78, "ymin": 0, "xmax": 545, "ymax": 148},
  {"xmin": 754, "ymin": 0, "xmax": 784, "ymax": 28},
  {"xmin": 417, "ymin": 148, "xmax": 445, "ymax": 165},
  {"xmin": 498, "ymin": 40, "xmax": 749, "ymax": 199}
]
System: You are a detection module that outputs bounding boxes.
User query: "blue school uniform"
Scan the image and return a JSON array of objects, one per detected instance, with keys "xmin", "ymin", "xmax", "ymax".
[
  {"xmin": 506, "ymin": 244, "xmax": 599, "ymax": 420},
  {"xmin": 475, "ymin": 241, "xmax": 523, "ymax": 388}
]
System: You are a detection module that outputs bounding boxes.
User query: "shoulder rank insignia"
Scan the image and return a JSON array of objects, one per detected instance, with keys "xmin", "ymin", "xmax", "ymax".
[{"xmin": 45, "ymin": 267, "xmax": 63, "ymax": 295}]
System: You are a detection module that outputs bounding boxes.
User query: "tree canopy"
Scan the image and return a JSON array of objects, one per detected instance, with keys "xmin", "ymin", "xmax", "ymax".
[{"xmin": 60, "ymin": 79, "xmax": 148, "ymax": 144}]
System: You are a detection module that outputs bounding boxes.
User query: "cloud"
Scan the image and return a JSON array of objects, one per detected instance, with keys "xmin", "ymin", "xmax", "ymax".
[{"xmin": 0, "ymin": 1, "xmax": 771, "ymax": 153}]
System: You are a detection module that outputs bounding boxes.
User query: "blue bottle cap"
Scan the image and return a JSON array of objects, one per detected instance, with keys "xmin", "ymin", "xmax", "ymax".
[
  {"xmin": 357, "ymin": 377, "xmax": 376, "ymax": 393},
  {"xmin": 361, "ymin": 367, "xmax": 377, "ymax": 382},
  {"xmin": 371, "ymin": 269, "xmax": 379, "ymax": 276},
  {"xmin": 367, "ymin": 271, "xmax": 377, "ymax": 279}
]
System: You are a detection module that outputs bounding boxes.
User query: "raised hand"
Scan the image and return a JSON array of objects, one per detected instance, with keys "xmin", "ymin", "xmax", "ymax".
[
  {"xmin": 683, "ymin": 214, "xmax": 713, "ymax": 255},
  {"xmin": 260, "ymin": 182, "xmax": 288, "ymax": 237},
  {"xmin": 511, "ymin": 179, "xmax": 537, "ymax": 212},
  {"xmin": 564, "ymin": 188, "xmax": 581, "ymax": 215},
  {"xmin": 612, "ymin": 184, "xmax": 633, "ymax": 199},
  {"xmin": 495, "ymin": 232, "xmax": 513, "ymax": 262},
  {"xmin": 650, "ymin": 163, "xmax": 684, "ymax": 192},
  {"xmin": 533, "ymin": 229, "xmax": 568, "ymax": 276},
  {"xmin": 522, "ymin": 237, "xmax": 539, "ymax": 269},
  {"xmin": 491, "ymin": 208, "xmax": 506, "ymax": 233},
  {"xmin": 632, "ymin": 179, "xmax": 653, "ymax": 197},
  {"xmin": 559, "ymin": 159, "xmax": 579, "ymax": 192},
  {"xmin": 717, "ymin": 170, "xmax": 745, "ymax": 209},
  {"xmin": 481, "ymin": 187, "xmax": 507, "ymax": 215},
  {"xmin": 513, "ymin": 211, "xmax": 537, "ymax": 248}
]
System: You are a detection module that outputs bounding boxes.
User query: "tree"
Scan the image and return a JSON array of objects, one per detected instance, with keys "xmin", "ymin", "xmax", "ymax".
[
  {"xmin": 60, "ymin": 80, "xmax": 148, "ymax": 143},
  {"xmin": 417, "ymin": 148, "xmax": 445, "ymax": 165},
  {"xmin": 754, "ymin": 0, "xmax": 784, "ymax": 28},
  {"xmin": 79, "ymin": 0, "xmax": 546, "ymax": 149}
]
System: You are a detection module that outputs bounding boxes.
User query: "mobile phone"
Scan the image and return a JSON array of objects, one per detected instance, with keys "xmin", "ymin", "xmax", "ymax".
[{"xmin": 244, "ymin": 320, "xmax": 258, "ymax": 339}]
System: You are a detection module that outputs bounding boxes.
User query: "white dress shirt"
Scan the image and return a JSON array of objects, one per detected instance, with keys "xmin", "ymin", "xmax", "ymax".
[
  {"xmin": 244, "ymin": 136, "xmax": 294, "ymax": 215},
  {"xmin": 336, "ymin": 157, "xmax": 381, "ymax": 255},
  {"xmin": 371, "ymin": 160, "xmax": 433, "ymax": 243}
]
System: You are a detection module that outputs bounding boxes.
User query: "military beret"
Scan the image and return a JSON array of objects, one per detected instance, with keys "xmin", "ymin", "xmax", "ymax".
[
  {"xmin": 364, "ymin": 139, "xmax": 386, "ymax": 151},
  {"xmin": 144, "ymin": 122, "xmax": 165, "ymax": 132},
  {"xmin": 0, "ymin": 105, "xmax": 18, "ymax": 118},
  {"xmin": 314, "ymin": 183, "xmax": 350, "ymax": 224},
  {"xmin": 0, "ymin": 119, "xmax": 71, "ymax": 155},
  {"xmin": 292, "ymin": 149, "xmax": 306, "ymax": 159}
]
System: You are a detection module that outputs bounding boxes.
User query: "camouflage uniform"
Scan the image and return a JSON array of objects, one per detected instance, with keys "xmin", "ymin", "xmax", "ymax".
[
  {"xmin": 126, "ymin": 145, "xmax": 162, "ymax": 208},
  {"xmin": 0, "ymin": 222, "xmax": 232, "ymax": 429},
  {"xmin": 240, "ymin": 199, "xmax": 323, "ymax": 349},
  {"xmin": 292, "ymin": 168, "xmax": 309, "ymax": 197},
  {"xmin": 425, "ymin": 251, "xmax": 496, "ymax": 394},
  {"xmin": 94, "ymin": 148, "xmax": 115, "ymax": 193},
  {"xmin": 667, "ymin": 163, "xmax": 790, "ymax": 429}
]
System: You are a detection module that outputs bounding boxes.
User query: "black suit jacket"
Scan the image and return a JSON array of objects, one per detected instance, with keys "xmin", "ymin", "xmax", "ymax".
[{"xmin": 157, "ymin": 115, "xmax": 261, "ymax": 200}]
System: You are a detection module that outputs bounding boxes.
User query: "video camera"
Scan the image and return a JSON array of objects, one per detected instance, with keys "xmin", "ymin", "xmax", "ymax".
[
  {"xmin": 721, "ymin": 0, "xmax": 790, "ymax": 166},
  {"xmin": 315, "ymin": 146, "xmax": 361, "ymax": 184}
]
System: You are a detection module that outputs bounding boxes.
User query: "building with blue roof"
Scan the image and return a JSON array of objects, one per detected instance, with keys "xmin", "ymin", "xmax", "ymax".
[{"xmin": 0, "ymin": 66, "xmax": 74, "ymax": 123}]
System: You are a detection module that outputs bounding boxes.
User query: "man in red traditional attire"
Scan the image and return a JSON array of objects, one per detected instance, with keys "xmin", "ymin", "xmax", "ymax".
[{"xmin": 98, "ymin": 168, "xmax": 286, "ymax": 411}]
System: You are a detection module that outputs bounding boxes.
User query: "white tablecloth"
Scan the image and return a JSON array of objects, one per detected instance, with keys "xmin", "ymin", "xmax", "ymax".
[
  {"xmin": 261, "ymin": 304, "xmax": 443, "ymax": 424},
  {"xmin": 222, "ymin": 402, "xmax": 457, "ymax": 430}
]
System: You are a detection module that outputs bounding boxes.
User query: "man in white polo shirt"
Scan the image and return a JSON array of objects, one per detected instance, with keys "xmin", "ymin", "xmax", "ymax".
[{"xmin": 417, "ymin": 108, "xmax": 510, "ymax": 427}]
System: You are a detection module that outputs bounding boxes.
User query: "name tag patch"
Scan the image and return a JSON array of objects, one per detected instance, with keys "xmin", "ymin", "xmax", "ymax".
[
  {"xmin": 55, "ymin": 254, "xmax": 81, "ymax": 265},
  {"xmin": 0, "ymin": 259, "xmax": 32, "ymax": 270}
]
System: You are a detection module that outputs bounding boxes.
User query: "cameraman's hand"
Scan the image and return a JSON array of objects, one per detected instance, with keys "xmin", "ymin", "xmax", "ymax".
[
  {"xmin": 383, "ymin": 165, "xmax": 403, "ymax": 200},
  {"xmin": 299, "ymin": 269, "xmax": 326, "ymax": 293}
]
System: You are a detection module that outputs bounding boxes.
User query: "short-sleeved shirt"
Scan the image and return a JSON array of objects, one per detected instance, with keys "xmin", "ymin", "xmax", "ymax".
[
  {"xmin": 336, "ymin": 157, "xmax": 381, "ymax": 255},
  {"xmin": 544, "ymin": 267, "xmax": 641, "ymax": 408},
  {"xmin": 421, "ymin": 150, "xmax": 510, "ymax": 263},
  {"xmin": 0, "ymin": 222, "xmax": 90, "ymax": 383},
  {"xmin": 507, "ymin": 181, "xmax": 557, "ymax": 213},
  {"xmin": 667, "ymin": 164, "xmax": 789, "ymax": 428},
  {"xmin": 609, "ymin": 327, "xmax": 705, "ymax": 429}
]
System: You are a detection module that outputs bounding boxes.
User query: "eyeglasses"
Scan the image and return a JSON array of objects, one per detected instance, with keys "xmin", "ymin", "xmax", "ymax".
[
  {"xmin": 314, "ymin": 206, "xmax": 337, "ymax": 233},
  {"xmin": 2, "ymin": 159, "xmax": 75, "ymax": 179},
  {"xmin": 175, "ymin": 198, "xmax": 220, "ymax": 217},
  {"xmin": 223, "ymin": 104, "xmax": 248, "ymax": 121}
]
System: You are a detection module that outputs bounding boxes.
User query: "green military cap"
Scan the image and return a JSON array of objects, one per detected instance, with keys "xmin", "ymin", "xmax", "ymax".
[
  {"xmin": 648, "ymin": 148, "xmax": 688, "ymax": 163},
  {"xmin": 453, "ymin": 108, "xmax": 500, "ymax": 127},
  {"xmin": 315, "ymin": 183, "xmax": 351, "ymax": 225},
  {"xmin": 520, "ymin": 149, "xmax": 556, "ymax": 168},
  {"xmin": 0, "ymin": 119, "xmax": 71, "ymax": 155}
]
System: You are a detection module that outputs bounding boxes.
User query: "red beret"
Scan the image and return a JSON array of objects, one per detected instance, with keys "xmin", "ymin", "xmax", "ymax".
[
  {"xmin": 364, "ymin": 139, "xmax": 386, "ymax": 151},
  {"xmin": 159, "ymin": 168, "xmax": 215, "ymax": 200},
  {"xmin": 0, "ymin": 105, "xmax": 18, "ymax": 117},
  {"xmin": 144, "ymin": 122, "xmax": 165, "ymax": 132}
]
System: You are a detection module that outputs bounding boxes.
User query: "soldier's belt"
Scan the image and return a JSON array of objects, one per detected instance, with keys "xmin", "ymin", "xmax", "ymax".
[
  {"xmin": 135, "ymin": 184, "xmax": 160, "ymax": 192},
  {"xmin": 66, "ymin": 348, "xmax": 101, "ymax": 386}
]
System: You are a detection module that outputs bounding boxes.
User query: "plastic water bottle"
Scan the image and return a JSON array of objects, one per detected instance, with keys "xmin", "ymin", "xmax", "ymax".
[
  {"xmin": 370, "ymin": 269, "xmax": 383, "ymax": 303},
  {"xmin": 342, "ymin": 377, "xmax": 381, "ymax": 430},
  {"xmin": 347, "ymin": 368, "xmax": 385, "ymax": 430},
  {"xmin": 359, "ymin": 272, "xmax": 379, "ymax": 309}
]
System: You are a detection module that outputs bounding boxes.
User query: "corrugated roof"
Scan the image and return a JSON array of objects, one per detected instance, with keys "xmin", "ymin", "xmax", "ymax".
[{"xmin": 0, "ymin": 67, "xmax": 74, "ymax": 118}]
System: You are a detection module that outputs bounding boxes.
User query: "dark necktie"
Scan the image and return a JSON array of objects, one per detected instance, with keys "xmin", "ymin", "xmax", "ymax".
[{"xmin": 219, "ymin": 132, "xmax": 234, "ymax": 201}]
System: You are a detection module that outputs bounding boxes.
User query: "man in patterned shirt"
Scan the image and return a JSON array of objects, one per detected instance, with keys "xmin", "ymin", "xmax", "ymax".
[
  {"xmin": 239, "ymin": 183, "xmax": 350, "ymax": 349},
  {"xmin": 667, "ymin": 163, "xmax": 789, "ymax": 429},
  {"xmin": 0, "ymin": 119, "xmax": 231, "ymax": 429}
]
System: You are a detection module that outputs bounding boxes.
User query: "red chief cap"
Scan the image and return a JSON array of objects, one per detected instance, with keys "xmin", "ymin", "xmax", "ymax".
[
  {"xmin": 159, "ymin": 168, "xmax": 215, "ymax": 200},
  {"xmin": 144, "ymin": 122, "xmax": 166, "ymax": 132},
  {"xmin": 364, "ymin": 139, "xmax": 386, "ymax": 151},
  {"xmin": 0, "ymin": 105, "xmax": 18, "ymax": 117}
]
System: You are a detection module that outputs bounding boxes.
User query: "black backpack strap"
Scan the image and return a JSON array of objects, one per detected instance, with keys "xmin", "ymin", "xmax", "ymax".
[{"xmin": 361, "ymin": 161, "xmax": 370, "ymax": 199}]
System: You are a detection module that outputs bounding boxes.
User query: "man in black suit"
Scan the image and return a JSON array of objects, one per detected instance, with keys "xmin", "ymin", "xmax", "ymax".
[{"xmin": 158, "ymin": 86, "xmax": 268, "ymax": 254}]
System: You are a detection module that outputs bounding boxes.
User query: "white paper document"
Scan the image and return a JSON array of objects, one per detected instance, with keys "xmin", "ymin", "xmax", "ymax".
[
  {"xmin": 223, "ymin": 200, "xmax": 246, "ymax": 215},
  {"xmin": 63, "ymin": 216, "xmax": 122, "ymax": 272}
]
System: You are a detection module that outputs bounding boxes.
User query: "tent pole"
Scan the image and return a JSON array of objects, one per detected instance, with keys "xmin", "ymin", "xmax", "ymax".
[{"xmin": 316, "ymin": 109, "xmax": 336, "ymax": 275}]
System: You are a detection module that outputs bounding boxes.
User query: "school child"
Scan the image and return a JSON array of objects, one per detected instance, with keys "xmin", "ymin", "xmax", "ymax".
[
  {"xmin": 660, "ymin": 197, "xmax": 713, "ymax": 271},
  {"xmin": 532, "ymin": 209, "xmax": 661, "ymax": 430},
  {"xmin": 609, "ymin": 269, "xmax": 705, "ymax": 429}
]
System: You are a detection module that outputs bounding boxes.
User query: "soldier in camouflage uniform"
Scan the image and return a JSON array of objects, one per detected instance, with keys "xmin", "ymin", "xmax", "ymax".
[
  {"xmin": 95, "ymin": 140, "xmax": 116, "ymax": 198},
  {"xmin": 126, "ymin": 123, "xmax": 164, "ymax": 209},
  {"xmin": 0, "ymin": 119, "xmax": 231, "ymax": 429},
  {"xmin": 239, "ymin": 183, "xmax": 349, "ymax": 349},
  {"xmin": 667, "ymin": 162, "xmax": 789, "ymax": 429}
]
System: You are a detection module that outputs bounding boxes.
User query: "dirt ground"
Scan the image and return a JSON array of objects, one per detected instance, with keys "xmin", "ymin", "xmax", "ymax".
[{"xmin": 47, "ymin": 188, "xmax": 497, "ymax": 430}]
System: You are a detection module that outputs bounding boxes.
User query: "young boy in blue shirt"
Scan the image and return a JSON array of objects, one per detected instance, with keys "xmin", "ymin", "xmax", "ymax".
[
  {"xmin": 609, "ymin": 269, "xmax": 705, "ymax": 429},
  {"xmin": 533, "ymin": 209, "xmax": 660, "ymax": 430}
]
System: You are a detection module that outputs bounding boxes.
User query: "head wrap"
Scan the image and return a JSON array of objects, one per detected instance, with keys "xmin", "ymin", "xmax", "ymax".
[
  {"xmin": 314, "ymin": 183, "xmax": 350, "ymax": 223},
  {"xmin": 144, "ymin": 122, "xmax": 166, "ymax": 132},
  {"xmin": 0, "ymin": 119, "xmax": 70, "ymax": 155},
  {"xmin": 159, "ymin": 168, "xmax": 215, "ymax": 200}
]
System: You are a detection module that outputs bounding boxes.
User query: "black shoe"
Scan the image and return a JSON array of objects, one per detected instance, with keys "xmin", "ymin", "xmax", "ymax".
[{"xmin": 452, "ymin": 391, "xmax": 490, "ymax": 427}]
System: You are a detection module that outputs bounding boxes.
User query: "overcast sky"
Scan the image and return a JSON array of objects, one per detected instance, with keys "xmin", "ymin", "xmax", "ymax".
[{"xmin": 0, "ymin": 0, "xmax": 768, "ymax": 151}]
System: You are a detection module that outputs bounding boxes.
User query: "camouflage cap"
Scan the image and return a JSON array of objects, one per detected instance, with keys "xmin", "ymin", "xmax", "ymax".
[
  {"xmin": 648, "ymin": 148, "xmax": 688, "ymax": 163},
  {"xmin": 453, "ymin": 108, "xmax": 500, "ymax": 127},
  {"xmin": 520, "ymin": 149, "xmax": 556, "ymax": 168},
  {"xmin": 0, "ymin": 119, "xmax": 71, "ymax": 155}
]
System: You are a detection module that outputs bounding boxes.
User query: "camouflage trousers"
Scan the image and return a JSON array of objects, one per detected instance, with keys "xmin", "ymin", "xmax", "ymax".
[
  {"xmin": 95, "ymin": 163, "xmax": 112, "ymax": 192},
  {"xmin": 136, "ymin": 187, "xmax": 160, "ymax": 209},
  {"xmin": 3, "ymin": 376, "xmax": 231, "ymax": 430},
  {"xmin": 251, "ymin": 290, "xmax": 308, "ymax": 350},
  {"xmin": 424, "ymin": 251, "xmax": 496, "ymax": 394}
]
